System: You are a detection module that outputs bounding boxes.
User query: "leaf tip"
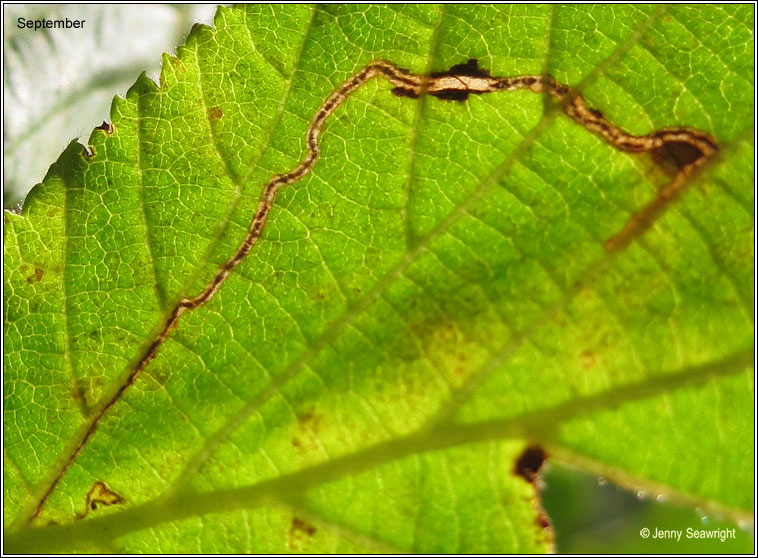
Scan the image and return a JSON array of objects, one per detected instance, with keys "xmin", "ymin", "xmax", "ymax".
[{"xmin": 127, "ymin": 71, "xmax": 159, "ymax": 98}]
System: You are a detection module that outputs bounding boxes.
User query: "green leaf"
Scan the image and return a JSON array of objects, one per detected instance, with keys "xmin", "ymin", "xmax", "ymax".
[{"xmin": 4, "ymin": 4, "xmax": 753, "ymax": 553}]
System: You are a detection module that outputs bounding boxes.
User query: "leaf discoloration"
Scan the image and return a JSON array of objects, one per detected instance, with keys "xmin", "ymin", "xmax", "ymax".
[
  {"xmin": 207, "ymin": 106, "xmax": 223, "ymax": 121},
  {"xmin": 23, "ymin": 265, "xmax": 45, "ymax": 284},
  {"xmin": 27, "ymin": 56, "xmax": 719, "ymax": 522},
  {"xmin": 288, "ymin": 517, "xmax": 317, "ymax": 550},
  {"xmin": 77, "ymin": 481, "xmax": 125, "ymax": 519},
  {"xmin": 514, "ymin": 444, "xmax": 547, "ymax": 484}
]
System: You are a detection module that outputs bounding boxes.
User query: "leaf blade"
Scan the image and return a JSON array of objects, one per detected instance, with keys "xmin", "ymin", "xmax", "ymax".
[{"xmin": 4, "ymin": 4, "xmax": 753, "ymax": 553}]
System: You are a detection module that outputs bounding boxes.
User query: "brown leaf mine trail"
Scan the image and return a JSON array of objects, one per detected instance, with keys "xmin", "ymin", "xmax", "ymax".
[{"xmin": 30, "ymin": 58, "xmax": 717, "ymax": 520}]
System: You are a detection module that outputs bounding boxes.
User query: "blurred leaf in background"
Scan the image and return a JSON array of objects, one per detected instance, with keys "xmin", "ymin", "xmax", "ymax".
[
  {"xmin": 543, "ymin": 463, "xmax": 754, "ymax": 554},
  {"xmin": 3, "ymin": 3, "xmax": 217, "ymax": 207}
]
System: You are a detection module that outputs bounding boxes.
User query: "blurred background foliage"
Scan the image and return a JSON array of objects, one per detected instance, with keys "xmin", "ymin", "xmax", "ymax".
[{"xmin": 543, "ymin": 463, "xmax": 752, "ymax": 553}]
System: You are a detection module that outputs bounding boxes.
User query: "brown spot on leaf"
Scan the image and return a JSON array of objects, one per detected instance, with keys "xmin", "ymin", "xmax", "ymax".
[
  {"xmin": 292, "ymin": 517, "xmax": 316, "ymax": 536},
  {"xmin": 513, "ymin": 445, "xmax": 554, "ymax": 549},
  {"xmin": 77, "ymin": 481, "xmax": 124, "ymax": 519},
  {"xmin": 651, "ymin": 140, "xmax": 705, "ymax": 173},
  {"xmin": 167, "ymin": 55, "xmax": 183, "ymax": 68},
  {"xmin": 535, "ymin": 511, "xmax": 551, "ymax": 530},
  {"xmin": 533, "ymin": 506, "xmax": 554, "ymax": 551},
  {"xmin": 207, "ymin": 106, "xmax": 223, "ymax": 120},
  {"xmin": 578, "ymin": 350, "xmax": 597, "ymax": 370},
  {"xmin": 514, "ymin": 444, "xmax": 547, "ymax": 483},
  {"xmin": 291, "ymin": 408, "xmax": 322, "ymax": 452},
  {"xmin": 289, "ymin": 517, "xmax": 317, "ymax": 549},
  {"xmin": 95, "ymin": 121, "xmax": 114, "ymax": 134},
  {"xmin": 297, "ymin": 409, "xmax": 316, "ymax": 425},
  {"xmin": 25, "ymin": 266, "xmax": 44, "ymax": 283}
]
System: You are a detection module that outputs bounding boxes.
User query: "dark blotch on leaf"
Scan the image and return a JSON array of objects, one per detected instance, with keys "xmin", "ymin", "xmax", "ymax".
[
  {"xmin": 391, "ymin": 87, "xmax": 419, "ymax": 99},
  {"xmin": 291, "ymin": 517, "xmax": 317, "ymax": 536},
  {"xmin": 289, "ymin": 517, "xmax": 317, "ymax": 549},
  {"xmin": 78, "ymin": 481, "xmax": 125, "ymax": 519},
  {"xmin": 25, "ymin": 266, "xmax": 44, "ymax": 283},
  {"xmin": 95, "ymin": 121, "xmax": 114, "ymax": 134},
  {"xmin": 432, "ymin": 89, "xmax": 471, "ymax": 102},
  {"xmin": 514, "ymin": 444, "xmax": 547, "ymax": 483},
  {"xmin": 297, "ymin": 409, "xmax": 315, "ymax": 424},
  {"xmin": 652, "ymin": 140, "xmax": 705, "ymax": 171},
  {"xmin": 431, "ymin": 58, "xmax": 491, "ymax": 79}
]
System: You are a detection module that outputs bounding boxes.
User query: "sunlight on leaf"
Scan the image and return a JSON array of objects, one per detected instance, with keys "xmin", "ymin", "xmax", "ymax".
[{"xmin": 3, "ymin": 5, "xmax": 753, "ymax": 553}]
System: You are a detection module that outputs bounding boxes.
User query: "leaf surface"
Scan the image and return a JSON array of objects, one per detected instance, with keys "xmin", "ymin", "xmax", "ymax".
[{"xmin": 3, "ymin": 4, "xmax": 754, "ymax": 553}]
